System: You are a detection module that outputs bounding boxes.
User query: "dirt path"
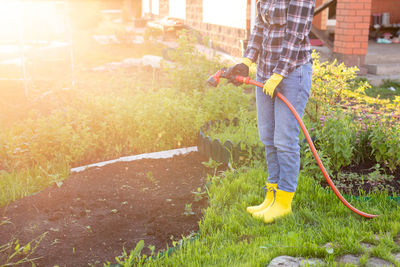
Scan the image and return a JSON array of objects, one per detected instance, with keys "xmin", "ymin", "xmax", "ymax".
[{"xmin": 0, "ymin": 152, "xmax": 211, "ymax": 266}]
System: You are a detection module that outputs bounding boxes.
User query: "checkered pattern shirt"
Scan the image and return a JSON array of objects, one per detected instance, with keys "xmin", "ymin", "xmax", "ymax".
[{"xmin": 244, "ymin": 0, "xmax": 315, "ymax": 80}]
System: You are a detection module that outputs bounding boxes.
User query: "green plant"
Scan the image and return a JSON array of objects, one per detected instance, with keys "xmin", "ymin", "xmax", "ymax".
[
  {"xmin": 314, "ymin": 112, "xmax": 355, "ymax": 171},
  {"xmin": 364, "ymin": 79, "xmax": 400, "ymax": 101},
  {"xmin": 205, "ymin": 108, "xmax": 264, "ymax": 163},
  {"xmin": 183, "ymin": 203, "xmax": 195, "ymax": 216},
  {"xmin": 207, "ymin": 109, "xmax": 260, "ymax": 149},
  {"xmin": 146, "ymin": 171, "xmax": 158, "ymax": 184},
  {"xmin": 135, "ymin": 161, "xmax": 400, "ymax": 266},
  {"xmin": 366, "ymin": 164, "xmax": 394, "ymax": 184},
  {"xmin": 370, "ymin": 121, "xmax": 400, "ymax": 171},
  {"xmin": 0, "ymin": 74, "xmax": 250, "ymax": 207},
  {"xmin": 0, "ymin": 232, "xmax": 47, "ymax": 266},
  {"xmin": 202, "ymin": 158, "xmax": 223, "ymax": 178},
  {"xmin": 164, "ymin": 29, "xmax": 223, "ymax": 92},
  {"xmin": 192, "ymin": 187, "xmax": 207, "ymax": 202},
  {"xmin": 113, "ymin": 240, "xmax": 147, "ymax": 267},
  {"xmin": 308, "ymin": 51, "xmax": 371, "ymax": 121}
]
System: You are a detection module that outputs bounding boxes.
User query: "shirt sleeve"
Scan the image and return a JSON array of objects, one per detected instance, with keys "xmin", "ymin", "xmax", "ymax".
[
  {"xmin": 273, "ymin": 0, "xmax": 315, "ymax": 77},
  {"xmin": 243, "ymin": 2, "xmax": 264, "ymax": 62}
]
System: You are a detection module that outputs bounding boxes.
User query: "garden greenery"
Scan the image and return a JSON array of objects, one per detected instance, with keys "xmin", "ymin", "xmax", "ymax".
[
  {"xmin": 1, "ymin": 25, "xmax": 400, "ymax": 266},
  {"xmin": 204, "ymin": 51, "xmax": 400, "ymax": 188},
  {"xmin": 0, "ymin": 34, "xmax": 251, "ymax": 207}
]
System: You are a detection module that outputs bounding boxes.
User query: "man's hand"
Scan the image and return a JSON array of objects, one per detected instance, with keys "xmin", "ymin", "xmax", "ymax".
[
  {"xmin": 225, "ymin": 58, "xmax": 252, "ymax": 86},
  {"xmin": 263, "ymin": 73, "xmax": 283, "ymax": 98}
]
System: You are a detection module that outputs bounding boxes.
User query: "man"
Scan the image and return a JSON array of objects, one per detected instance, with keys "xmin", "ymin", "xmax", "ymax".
[{"xmin": 226, "ymin": 0, "xmax": 315, "ymax": 223}]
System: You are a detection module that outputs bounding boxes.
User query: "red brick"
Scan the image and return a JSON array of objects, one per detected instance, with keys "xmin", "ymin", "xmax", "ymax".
[
  {"xmin": 344, "ymin": 16, "xmax": 363, "ymax": 23},
  {"xmin": 334, "ymin": 40, "xmax": 344, "ymax": 47},
  {"xmin": 354, "ymin": 35, "xmax": 368, "ymax": 42},
  {"xmin": 339, "ymin": 22, "xmax": 356, "ymax": 28},
  {"xmin": 356, "ymin": 10, "xmax": 371, "ymax": 16},
  {"xmin": 363, "ymin": 16, "xmax": 371, "ymax": 23},
  {"xmin": 337, "ymin": 34, "xmax": 356, "ymax": 42},
  {"xmin": 333, "ymin": 46, "xmax": 340, "ymax": 53},
  {"xmin": 353, "ymin": 48, "xmax": 368, "ymax": 55},
  {"xmin": 336, "ymin": 16, "xmax": 345, "ymax": 22},
  {"xmin": 343, "ymin": 48, "xmax": 354, "ymax": 54},
  {"xmin": 337, "ymin": 2, "xmax": 346, "ymax": 9},
  {"xmin": 355, "ymin": 23, "xmax": 370, "ymax": 29},
  {"xmin": 347, "ymin": 3, "xmax": 366, "ymax": 10},
  {"xmin": 339, "ymin": 10, "xmax": 356, "ymax": 16},
  {"xmin": 362, "ymin": 29, "xmax": 370, "ymax": 35},
  {"xmin": 343, "ymin": 42, "xmax": 360, "ymax": 48},
  {"xmin": 342, "ymin": 29, "xmax": 363, "ymax": 35}
]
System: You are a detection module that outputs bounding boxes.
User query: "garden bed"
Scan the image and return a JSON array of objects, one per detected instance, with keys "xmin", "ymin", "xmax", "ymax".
[
  {"xmin": 0, "ymin": 152, "xmax": 213, "ymax": 266},
  {"xmin": 201, "ymin": 117, "xmax": 400, "ymax": 197}
]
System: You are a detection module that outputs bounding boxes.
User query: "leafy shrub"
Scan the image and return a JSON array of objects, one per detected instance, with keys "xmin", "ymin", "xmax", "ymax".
[
  {"xmin": 313, "ymin": 112, "xmax": 355, "ymax": 172},
  {"xmin": 206, "ymin": 108, "xmax": 260, "ymax": 148},
  {"xmin": 369, "ymin": 120, "xmax": 400, "ymax": 172},
  {"xmin": 164, "ymin": 29, "xmax": 224, "ymax": 92},
  {"xmin": 308, "ymin": 51, "xmax": 371, "ymax": 120}
]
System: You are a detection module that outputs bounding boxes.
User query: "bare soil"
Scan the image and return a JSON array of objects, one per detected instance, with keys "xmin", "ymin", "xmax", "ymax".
[
  {"xmin": 0, "ymin": 152, "xmax": 212, "ymax": 266},
  {"xmin": 322, "ymin": 159, "xmax": 400, "ymax": 196}
]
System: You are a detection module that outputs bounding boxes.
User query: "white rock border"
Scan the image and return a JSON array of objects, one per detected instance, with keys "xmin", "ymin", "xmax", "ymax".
[{"xmin": 71, "ymin": 146, "xmax": 198, "ymax": 173}]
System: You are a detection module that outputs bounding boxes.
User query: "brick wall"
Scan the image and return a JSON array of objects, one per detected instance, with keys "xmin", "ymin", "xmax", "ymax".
[
  {"xmin": 185, "ymin": 0, "xmax": 248, "ymax": 56},
  {"xmin": 313, "ymin": 0, "xmax": 328, "ymax": 30},
  {"xmin": 159, "ymin": 0, "xmax": 169, "ymax": 17},
  {"xmin": 371, "ymin": 0, "xmax": 400, "ymax": 24},
  {"xmin": 333, "ymin": 0, "xmax": 372, "ymax": 67}
]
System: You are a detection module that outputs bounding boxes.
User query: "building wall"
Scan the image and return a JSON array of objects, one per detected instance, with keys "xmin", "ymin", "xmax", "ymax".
[
  {"xmin": 313, "ymin": 0, "xmax": 329, "ymax": 30},
  {"xmin": 371, "ymin": 0, "xmax": 400, "ymax": 24},
  {"xmin": 159, "ymin": 0, "xmax": 168, "ymax": 17},
  {"xmin": 168, "ymin": 0, "xmax": 186, "ymax": 19},
  {"xmin": 148, "ymin": 0, "xmax": 248, "ymax": 56},
  {"xmin": 333, "ymin": 0, "xmax": 372, "ymax": 68},
  {"xmin": 185, "ymin": 0, "xmax": 248, "ymax": 56}
]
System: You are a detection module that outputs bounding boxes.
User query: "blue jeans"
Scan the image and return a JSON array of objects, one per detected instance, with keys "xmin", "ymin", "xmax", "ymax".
[{"xmin": 256, "ymin": 63, "xmax": 312, "ymax": 192}]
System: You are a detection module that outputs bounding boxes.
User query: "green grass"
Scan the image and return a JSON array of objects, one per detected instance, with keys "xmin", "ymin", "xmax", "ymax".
[
  {"xmin": 364, "ymin": 79, "xmax": 400, "ymax": 100},
  {"xmin": 129, "ymin": 161, "xmax": 400, "ymax": 266}
]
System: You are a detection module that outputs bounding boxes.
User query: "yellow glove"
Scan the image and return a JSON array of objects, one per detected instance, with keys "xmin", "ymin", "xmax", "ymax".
[
  {"xmin": 263, "ymin": 73, "xmax": 283, "ymax": 98},
  {"xmin": 241, "ymin": 57, "xmax": 253, "ymax": 68}
]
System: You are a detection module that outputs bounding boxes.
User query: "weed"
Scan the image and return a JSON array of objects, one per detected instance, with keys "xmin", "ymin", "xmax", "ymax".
[
  {"xmin": 146, "ymin": 171, "xmax": 158, "ymax": 184},
  {"xmin": 192, "ymin": 187, "xmax": 206, "ymax": 202},
  {"xmin": 183, "ymin": 203, "xmax": 195, "ymax": 216},
  {"xmin": 0, "ymin": 232, "xmax": 47, "ymax": 266},
  {"xmin": 364, "ymin": 79, "xmax": 400, "ymax": 100},
  {"xmin": 113, "ymin": 240, "xmax": 146, "ymax": 267},
  {"xmin": 202, "ymin": 158, "xmax": 223, "ymax": 178}
]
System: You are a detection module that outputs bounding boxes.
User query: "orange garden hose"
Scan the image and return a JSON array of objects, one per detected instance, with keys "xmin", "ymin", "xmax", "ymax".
[{"xmin": 208, "ymin": 70, "xmax": 378, "ymax": 219}]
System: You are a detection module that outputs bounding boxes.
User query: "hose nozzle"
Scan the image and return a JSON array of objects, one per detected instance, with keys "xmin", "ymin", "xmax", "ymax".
[{"xmin": 207, "ymin": 68, "xmax": 228, "ymax": 87}]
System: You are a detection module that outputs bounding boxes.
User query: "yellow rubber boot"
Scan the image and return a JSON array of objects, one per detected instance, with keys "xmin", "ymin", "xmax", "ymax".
[
  {"xmin": 246, "ymin": 183, "xmax": 278, "ymax": 215},
  {"xmin": 253, "ymin": 189, "xmax": 295, "ymax": 223}
]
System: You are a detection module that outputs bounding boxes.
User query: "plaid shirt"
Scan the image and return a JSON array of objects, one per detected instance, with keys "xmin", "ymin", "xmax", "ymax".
[{"xmin": 244, "ymin": 0, "xmax": 315, "ymax": 80}]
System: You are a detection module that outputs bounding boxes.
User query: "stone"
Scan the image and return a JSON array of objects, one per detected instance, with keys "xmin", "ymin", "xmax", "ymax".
[
  {"xmin": 92, "ymin": 35, "xmax": 120, "ymax": 45},
  {"xmin": 142, "ymin": 55, "xmax": 164, "ymax": 69},
  {"xmin": 336, "ymin": 254, "xmax": 360, "ymax": 266},
  {"xmin": 298, "ymin": 257, "xmax": 324, "ymax": 266},
  {"xmin": 267, "ymin": 256, "xmax": 300, "ymax": 267},
  {"xmin": 267, "ymin": 256, "xmax": 324, "ymax": 267},
  {"xmin": 365, "ymin": 257, "xmax": 394, "ymax": 267},
  {"xmin": 394, "ymin": 235, "xmax": 400, "ymax": 246},
  {"xmin": 360, "ymin": 242, "xmax": 374, "ymax": 250},
  {"xmin": 121, "ymin": 58, "xmax": 142, "ymax": 67},
  {"xmin": 394, "ymin": 253, "xmax": 400, "ymax": 263}
]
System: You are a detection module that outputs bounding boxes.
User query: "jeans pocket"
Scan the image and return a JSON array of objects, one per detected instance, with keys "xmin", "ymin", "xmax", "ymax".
[{"xmin": 298, "ymin": 64, "xmax": 312, "ymax": 104}]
